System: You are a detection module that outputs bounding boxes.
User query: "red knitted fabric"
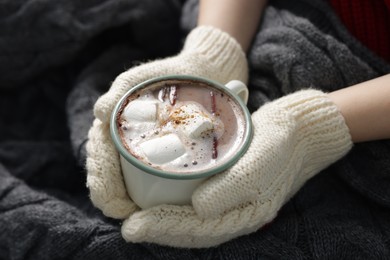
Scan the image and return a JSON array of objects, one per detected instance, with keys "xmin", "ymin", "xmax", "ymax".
[{"xmin": 329, "ymin": 0, "xmax": 390, "ymax": 62}]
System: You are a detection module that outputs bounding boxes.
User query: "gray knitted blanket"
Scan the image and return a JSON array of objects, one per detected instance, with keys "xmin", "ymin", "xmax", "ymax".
[{"xmin": 1, "ymin": 0, "xmax": 390, "ymax": 259}]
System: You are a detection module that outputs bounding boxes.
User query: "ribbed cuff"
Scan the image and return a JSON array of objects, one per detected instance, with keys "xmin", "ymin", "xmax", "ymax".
[
  {"xmin": 276, "ymin": 89, "xmax": 353, "ymax": 175},
  {"xmin": 181, "ymin": 26, "xmax": 248, "ymax": 84}
]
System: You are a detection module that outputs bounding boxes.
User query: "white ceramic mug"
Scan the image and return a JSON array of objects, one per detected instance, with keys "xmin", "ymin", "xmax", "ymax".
[{"xmin": 110, "ymin": 75, "xmax": 252, "ymax": 209}]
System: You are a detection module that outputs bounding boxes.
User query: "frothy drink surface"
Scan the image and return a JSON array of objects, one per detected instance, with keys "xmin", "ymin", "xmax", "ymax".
[{"xmin": 117, "ymin": 80, "xmax": 246, "ymax": 174}]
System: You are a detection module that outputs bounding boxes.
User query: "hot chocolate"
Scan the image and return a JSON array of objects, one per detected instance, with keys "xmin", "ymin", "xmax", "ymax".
[{"xmin": 116, "ymin": 79, "xmax": 247, "ymax": 174}]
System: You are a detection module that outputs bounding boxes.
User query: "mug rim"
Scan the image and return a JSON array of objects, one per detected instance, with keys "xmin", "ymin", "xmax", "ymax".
[{"xmin": 110, "ymin": 75, "xmax": 253, "ymax": 180}]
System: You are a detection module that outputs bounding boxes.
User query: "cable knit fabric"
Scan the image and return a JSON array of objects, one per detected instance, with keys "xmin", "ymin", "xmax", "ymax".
[{"xmin": 1, "ymin": 0, "xmax": 390, "ymax": 258}]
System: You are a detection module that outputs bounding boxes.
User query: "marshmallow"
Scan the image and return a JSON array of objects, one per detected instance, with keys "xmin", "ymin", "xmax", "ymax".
[
  {"xmin": 172, "ymin": 103, "xmax": 214, "ymax": 138},
  {"xmin": 122, "ymin": 100, "xmax": 157, "ymax": 122},
  {"xmin": 139, "ymin": 134, "xmax": 186, "ymax": 164},
  {"xmin": 183, "ymin": 116, "xmax": 213, "ymax": 138}
]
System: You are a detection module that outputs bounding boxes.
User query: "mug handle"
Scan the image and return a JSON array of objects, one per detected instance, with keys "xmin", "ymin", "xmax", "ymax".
[{"xmin": 225, "ymin": 80, "xmax": 249, "ymax": 104}]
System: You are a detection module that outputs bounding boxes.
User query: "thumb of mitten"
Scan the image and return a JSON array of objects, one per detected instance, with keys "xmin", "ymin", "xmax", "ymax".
[
  {"xmin": 192, "ymin": 106, "xmax": 285, "ymax": 218},
  {"xmin": 93, "ymin": 61, "xmax": 169, "ymax": 123}
]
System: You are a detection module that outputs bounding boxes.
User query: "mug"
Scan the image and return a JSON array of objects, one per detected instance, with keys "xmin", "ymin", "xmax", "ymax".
[{"xmin": 110, "ymin": 75, "xmax": 253, "ymax": 209}]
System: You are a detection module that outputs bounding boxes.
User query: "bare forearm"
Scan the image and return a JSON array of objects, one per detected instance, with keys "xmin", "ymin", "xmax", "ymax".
[
  {"xmin": 197, "ymin": 1, "xmax": 390, "ymax": 143},
  {"xmin": 328, "ymin": 74, "xmax": 390, "ymax": 143},
  {"xmin": 198, "ymin": 0, "xmax": 267, "ymax": 51}
]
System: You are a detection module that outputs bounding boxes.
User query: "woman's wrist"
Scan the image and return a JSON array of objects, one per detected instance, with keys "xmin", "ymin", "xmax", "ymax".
[
  {"xmin": 198, "ymin": 0, "xmax": 267, "ymax": 51},
  {"xmin": 328, "ymin": 74, "xmax": 390, "ymax": 143}
]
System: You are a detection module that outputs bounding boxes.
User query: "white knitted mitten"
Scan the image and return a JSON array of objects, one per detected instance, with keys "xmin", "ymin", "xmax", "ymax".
[
  {"xmin": 192, "ymin": 89, "xmax": 353, "ymax": 218},
  {"xmin": 86, "ymin": 26, "xmax": 248, "ymax": 219},
  {"xmin": 121, "ymin": 89, "xmax": 353, "ymax": 248}
]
